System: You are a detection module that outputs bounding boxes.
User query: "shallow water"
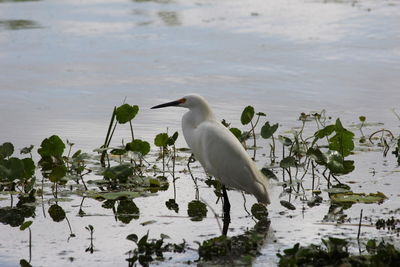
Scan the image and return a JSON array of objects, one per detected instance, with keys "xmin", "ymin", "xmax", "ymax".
[{"xmin": 0, "ymin": 0, "xmax": 399, "ymax": 266}]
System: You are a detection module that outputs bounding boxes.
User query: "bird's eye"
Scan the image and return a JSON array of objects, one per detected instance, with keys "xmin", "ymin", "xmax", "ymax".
[{"xmin": 179, "ymin": 98, "xmax": 186, "ymax": 104}]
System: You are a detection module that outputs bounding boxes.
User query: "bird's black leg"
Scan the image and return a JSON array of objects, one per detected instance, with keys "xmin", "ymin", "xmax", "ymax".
[
  {"xmin": 222, "ymin": 185, "xmax": 231, "ymax": 235},
  {"xmin": 222, "ymin": 185, "xmax": 231, "ymax": 214}
]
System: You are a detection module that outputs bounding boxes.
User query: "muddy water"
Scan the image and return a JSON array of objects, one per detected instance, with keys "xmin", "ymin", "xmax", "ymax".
[{"xmin": 0, "ymin": 0, "xmax": 399, "ymax": 266}]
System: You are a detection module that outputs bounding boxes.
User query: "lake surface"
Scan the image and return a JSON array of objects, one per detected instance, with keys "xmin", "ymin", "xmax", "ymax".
[{"xmin": 0, "ymin": 0, "xmax": 399, "ymax": 266}]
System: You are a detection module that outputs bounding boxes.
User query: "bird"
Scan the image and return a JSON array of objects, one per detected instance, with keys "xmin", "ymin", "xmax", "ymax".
[{"xmin": 151, "ymin": 94, "xmax": 270, "ymax": 215}]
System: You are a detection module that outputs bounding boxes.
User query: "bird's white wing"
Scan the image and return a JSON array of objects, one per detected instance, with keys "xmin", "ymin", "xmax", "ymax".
[{"xmin": 195, "ymin": 121, "xmax": 269, "ymax": 203}]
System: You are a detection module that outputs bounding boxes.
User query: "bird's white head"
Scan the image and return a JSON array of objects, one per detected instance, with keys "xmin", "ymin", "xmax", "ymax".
[{"xmin": 151, "ymin": 94, "xmax": 210, "ymax": 110}]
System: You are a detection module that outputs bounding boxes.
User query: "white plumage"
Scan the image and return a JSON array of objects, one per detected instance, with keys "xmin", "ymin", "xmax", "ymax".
[{"xmin": 152, "ymin": 94, "xmax": 270, "ymax": 205}]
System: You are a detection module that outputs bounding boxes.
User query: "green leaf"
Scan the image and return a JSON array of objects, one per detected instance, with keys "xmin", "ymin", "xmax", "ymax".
[
  {"xmin": 19, "ymin": 220, "xmax": 32, "ymax": 231},
  {"xmin": 160, "ymin": 233, "xmax": 170, "ymax": 239},
  {"xmin": 280, "ymin": 156, "xmax": 296, "ymax": 168},
  {"xmin": 21, "ymin": 158, "xmax": 35, "ymax": 179},
  {"xmin": 167, "ymin": 132, "xmax": 179, "ymax": 146},
  {"xmin": 1, "ymin": 157, "xmax": 25, "ymax": 180},
  {"xmin": 278, "ymin": 135, "xmax": 292, "ymax": 146},
  {"xmin": 126, "ymin": 139, "xmax": 150, "ymax": 156},
  {"xmin": 48, "ymin": 204, "xmax": 66, "ymax": 222},
  {"xmin": 261, "ymin": 122, "xmax": 278, "ymax": 139},
  {"xmin": 165, "ymin": 199, "xmax": 179, "ymax": 213},
  {"xmin": 187, "ymin": 200, "xmax": 207, "ymax": 221},
  {"xmin": 117, "ymin": 199, "xmax": 140, "ymax": 223},
  {"xmin": 138, "ymin": 232, "xmax": 149, "ymax": 248},
  {"xmin": 261, "ymin": 168, "xmax": 278, "ymax": 180},
  {"xmin": 325, "ymin": 150, "xmax": 344, "ymax": 174},
  {"xmin": 329, "ymin": 191, "xmax": 387, "ymax": 204},
  {"xmin": 366, "ymin": 239, "xmax": 376, "ymax": 253},
  {"xmin": 229, "ymin": 128, "xmax": 242, "ymax": 140},
  {"xmin": 140, "ymin": 220, "xmax": 157, "ymax": 226},
  {"xmin": 315, "ymin": 124, "xmax": 335, "ymax": 139},
  {"xmin": 127, "ymin": 234, "xmax": 139, "ymax": 243},
  {"xmin": 49, "ymin": 165, "xmax": 67, "ymax": 183},
  {"xmin": 115, "ymin": 104, "xmax": 139, "ymax": 124},
  {"xmin": 71, "ymin": 149, "xmax": 81, "ymax": 158},
  {"xmin": 38, "ymin": 135, "xmax": 65, "ymax": 157},
  {"xmin": 20, "ymin": 145, "xmax": 34, "ymax": 155},
  {"xmin": 0, "ymin": 142, "xmax": 14, "ymax": 159},
  {"xmin": 154, "ymin": 133, "xmax": 169, "ymax": 147},
  {"xmin": 240, "ymin": 106, "xmax": 255, "ymax": 125},
  {"xmin": 110, "ymin": 148, "xmax": 126, "ymax": 155},
  {"xmin": 329, "ymin": 129, "xmax": 354, "ymax": 157},
  {"xmin": 307, "ymin": 147, "xmax": 326, "ymax": 165},
  {"xmin": 251, "ymin": 203, "xmax": 268, "ymax": 220},
  {"xmin": 103, "ymin": 164, "xmax": 133, "ymax": 183},
  {"xmin": 280, "ymin": 200, "xmax": 296, "ymax": 210},
  {"xmin": 89, "ymin": 191, "xmax": 141, "ymax": 200},
  {"xmin": 19, "ymin": 259, "xmax": 32, "ymax": 267}
]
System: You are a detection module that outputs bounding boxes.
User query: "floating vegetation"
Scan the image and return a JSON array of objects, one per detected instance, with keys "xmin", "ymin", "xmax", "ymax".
[
  {"xmin": 329, "ymin": 191, "xmax": 387, "ymax": 204},
  {"xmin": 0, "ymin": 19, "xmax": 41, "ymax": 30},
  {"xmin": 277, "ymin": 237, "xmax": 400, "ymax": 267},
  {"xmin": 126, "ymin": 232, "xmax": 186, "ymax": 266},
  {"xmin": 187, "ymin": 200, "xmax": 207, "ymax": 221},
  {"xmin": 1, "ymin": 102, "xmax": 400, "ymax": 266},
  {"xmin": 376, "ymin": 217, "xmax": 400, "ymax": 232},
  {"xmin": 198, "ymin": 218, "xmax": 270, "ymax": 265}
]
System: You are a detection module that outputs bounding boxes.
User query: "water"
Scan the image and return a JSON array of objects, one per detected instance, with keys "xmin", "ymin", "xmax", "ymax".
[{"xmin": 0, "ymin": 0, "xmax": 399, "ymax": 266}]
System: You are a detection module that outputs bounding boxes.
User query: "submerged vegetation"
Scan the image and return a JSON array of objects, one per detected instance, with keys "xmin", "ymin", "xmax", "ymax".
[{"xmin": 0, "ymin": 103, "xmax": 399, "ymax": 266}]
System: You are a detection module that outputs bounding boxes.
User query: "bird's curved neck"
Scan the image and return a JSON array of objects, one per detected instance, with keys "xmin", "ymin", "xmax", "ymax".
[{"xmin": 184, "ymin": 104, "xmax": 216, "ymax": 127}]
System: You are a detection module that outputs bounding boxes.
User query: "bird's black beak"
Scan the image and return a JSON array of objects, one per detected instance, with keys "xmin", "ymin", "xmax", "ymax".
[{"xmin": 151, "ymin": 98, "xmax": 185, "ymax": 109}]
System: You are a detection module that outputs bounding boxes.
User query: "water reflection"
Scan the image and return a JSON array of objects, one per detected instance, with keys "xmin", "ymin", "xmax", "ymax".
[
  {"xmin": 0, "ymin": 19, "xmax": 41, "ymax": 30},
  {"xmin": 158, "ymin": 11, "xmax": 180, "ymax": 26},
  {"xmin": 0, "ymin": 0, "xmax": 41, "ymax": 3},
  {"xmin": 131, "ymin": 0, "xmax": 173, "ymax": 3}
]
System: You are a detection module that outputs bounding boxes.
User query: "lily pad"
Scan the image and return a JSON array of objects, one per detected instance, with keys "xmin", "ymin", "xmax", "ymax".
[
  {"xmin": 280, "ymin": 200, "xmax": 296, "ymax": 210},
  {"xmin": 187, "ymin": 200, "xmax": 207, "ymax": 221},
  {"xmin": 88, "ymin": 191, "xmax": 142, "ymax": 200},
  {"xmin": 115, "ymin": 104, "xmax": 139, "ymax": 124},
  {"xmin": 261, "ymin": 122, "xmax": 278, "ymax": 139},
  {"xmin": 0, "ymin": 142, "xmax": 14, "ymax": 159},
  {"xmin": 241, "ymin": 106, "xmax": 255, "ymax": 125},
  {"xmin": 330, "ymin": 191, "xmax": 387, "ymax": 204}
]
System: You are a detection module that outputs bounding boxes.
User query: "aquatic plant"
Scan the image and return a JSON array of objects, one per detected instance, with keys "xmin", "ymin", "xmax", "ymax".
[{"xmin": 277, "ymin": 237, "xmax": 400, "ymax": 267}]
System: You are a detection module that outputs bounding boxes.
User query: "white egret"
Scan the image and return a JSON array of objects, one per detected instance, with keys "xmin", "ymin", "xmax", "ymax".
[{"xmin": 151, "ymin": 94, "xmax": 270, "ymax": 215}]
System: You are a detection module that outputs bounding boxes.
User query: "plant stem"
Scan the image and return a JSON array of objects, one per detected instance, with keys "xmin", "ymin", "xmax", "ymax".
[
  {"xmin": 250, "ymin": 120, "xmax": 257, "ymax": 159},
  {"xmin": 129, "ymin": 120, "xmax": 135, "ymax": 141},
  {"xmin": 357, "ymin": 209, "xmax": 363, "ymax": 240},
  {"xmin": 101, "ymin": 107, "xmax": 117, "ymax": 166},
  {"xmin": 29, "ymin": 227, "xmax": 32, "ymax": 263}
]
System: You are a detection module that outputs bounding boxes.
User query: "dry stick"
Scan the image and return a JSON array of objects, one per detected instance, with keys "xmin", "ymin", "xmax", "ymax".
[{"xmin": 357, "ymin": 209, "xmax": 363, "ymax": 240}]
